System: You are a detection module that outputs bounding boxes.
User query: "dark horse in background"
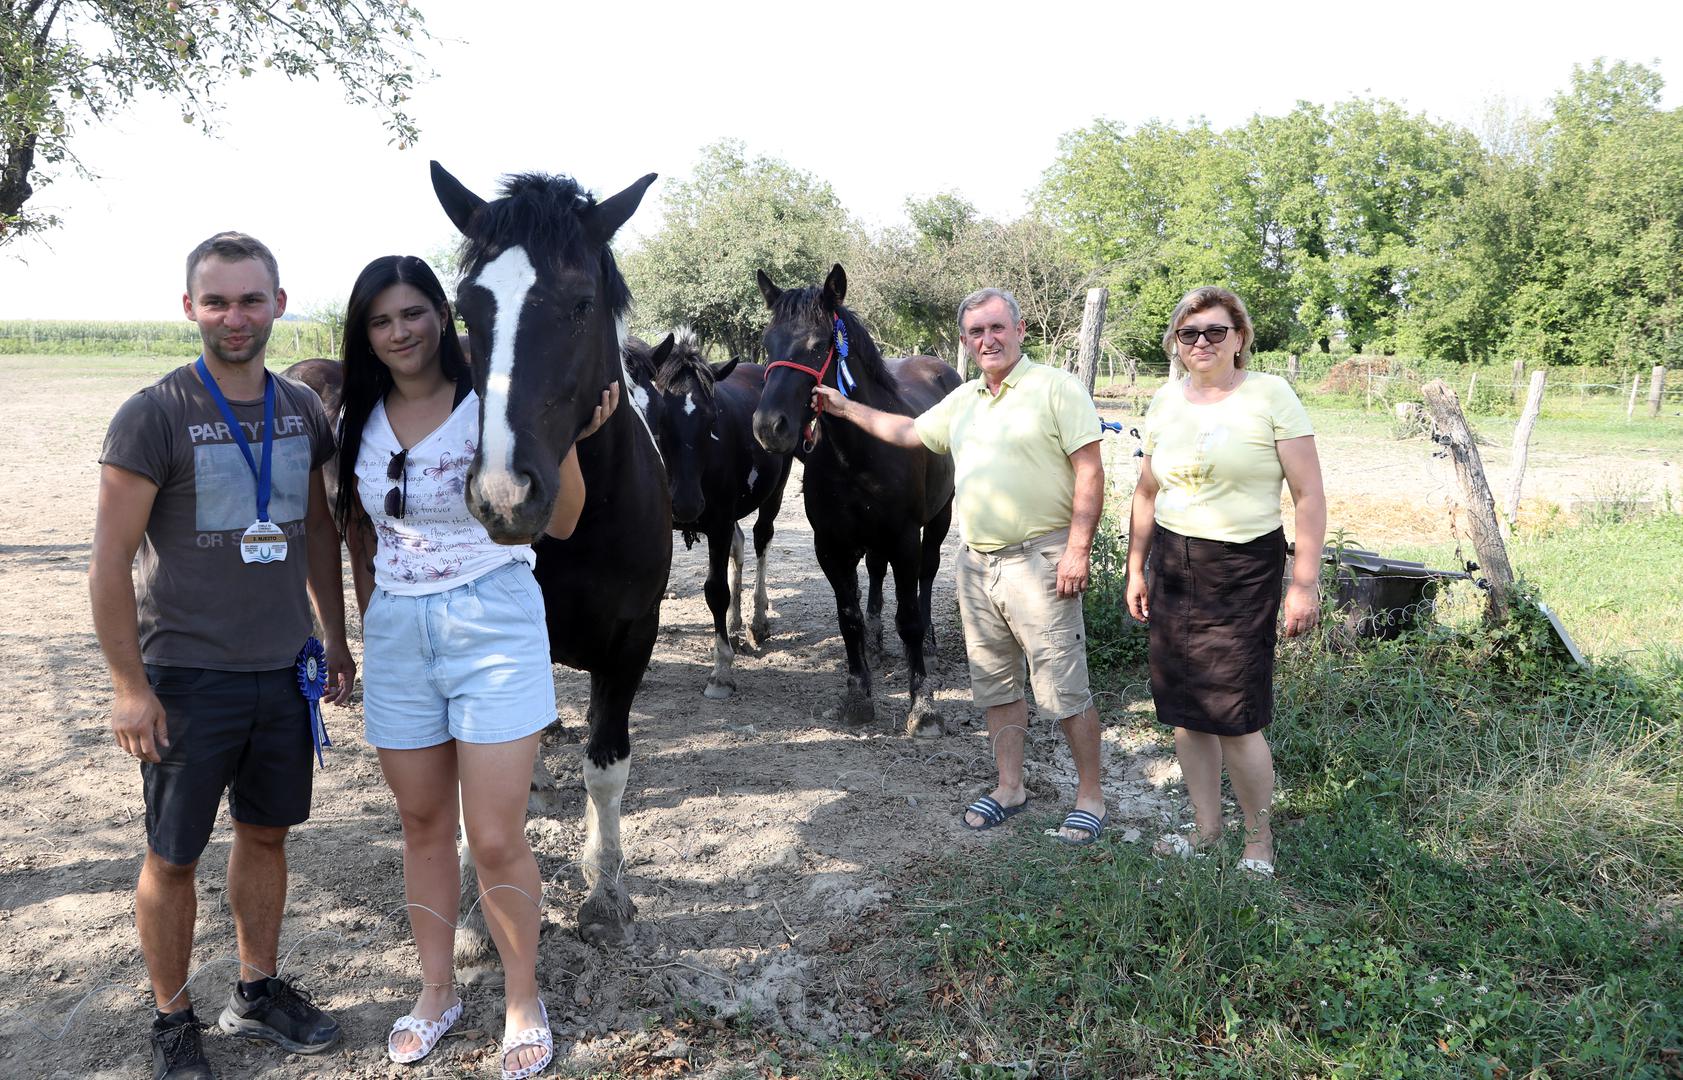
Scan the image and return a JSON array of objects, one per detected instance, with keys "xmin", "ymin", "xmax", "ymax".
[
  {"xmin": 432, "ymin": 161, "xmax": 671, "ymax": 946},
  {"xmin": 752, "ymin": 265, "xmax": 960, "ymax": 737},
  {"xmin": 280, "ymin": 358, "xmax": 344, "ymax": 504},
  {"xmin": 645, "ymin": 329, "xmax": 792, "ymax": 698}
]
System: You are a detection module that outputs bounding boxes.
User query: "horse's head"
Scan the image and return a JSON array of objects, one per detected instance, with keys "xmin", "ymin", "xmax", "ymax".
[
  {"xmin": 650, "ymin": 328, "xmax": 738, "ymax": 524},
  {"xmin": 431, "ymin": 161, "xmax": 657, "ymax": 543},
  {"xmin": 752, "ymin": 263, "xmax": 849, "ymax": 455}
]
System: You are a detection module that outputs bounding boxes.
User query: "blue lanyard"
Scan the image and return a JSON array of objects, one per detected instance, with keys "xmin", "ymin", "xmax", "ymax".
[{"xmin": 194, "ymin": 356, "xmax": 275, "ymax": 522}]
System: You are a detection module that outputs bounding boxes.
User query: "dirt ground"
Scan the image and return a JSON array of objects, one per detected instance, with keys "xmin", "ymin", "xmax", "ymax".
[{"xmin": 0, "ymin": 362, "xmax": 1675, "ymax": 1079}]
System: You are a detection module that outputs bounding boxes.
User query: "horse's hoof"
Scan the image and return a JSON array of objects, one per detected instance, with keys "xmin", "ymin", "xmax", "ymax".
[
  {"xmin": 577, "ymin": 883, "xmax": 636, "ymax": 947},
  {"xmin": 703, "ymin": 679, "xmax": 736, "ymax": 700},
  {"xmin": 454, "ymin": 920, "xmax": 493, "ymax": 965},
  {"xmin": 840, "ymin": 691, "xmax": 876, "ymax": 728},
  {"xmin": 906, "ymin": 708, "xmax": 946, "ymax": 740},
  {"xmin": 750, "ymin": 617, "xmax": 771, "ymax": 647}
]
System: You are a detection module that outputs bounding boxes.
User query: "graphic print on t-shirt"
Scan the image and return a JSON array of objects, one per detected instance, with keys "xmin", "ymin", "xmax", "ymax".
[
  {"xmin": 1159, "ymin": 424, "xmax": 1230, "ymax": 513},
  {"xmin": 189, "ymin": 414, "xmax": 313, "ymax": 532}
]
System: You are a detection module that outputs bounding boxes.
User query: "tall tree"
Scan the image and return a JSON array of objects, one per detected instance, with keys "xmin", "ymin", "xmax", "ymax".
[
  {"xmin": 1, "ymin": 0, "xmax": 428, "ymax": 243},
  {"xmin": 622, "ymin": 140, "xmax": 853, "ymax": 362}
]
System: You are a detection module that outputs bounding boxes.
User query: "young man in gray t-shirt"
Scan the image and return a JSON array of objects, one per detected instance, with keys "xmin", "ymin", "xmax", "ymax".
[{"xmin": 88, "ymin": 232, "xmax": 355, "ymax": 1079}]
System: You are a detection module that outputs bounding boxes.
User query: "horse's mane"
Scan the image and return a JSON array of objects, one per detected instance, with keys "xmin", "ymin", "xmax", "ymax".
[
  {"xmin": 653, "ymin": 326, "xmax": 713, "ymax": 397},
  {"xmin": 459, "ymin": 172, "xmax": 632, "ymax": 317},
  {"xmin": 768, "ymin": 287, "xmax": 894, "ymax": 394}
]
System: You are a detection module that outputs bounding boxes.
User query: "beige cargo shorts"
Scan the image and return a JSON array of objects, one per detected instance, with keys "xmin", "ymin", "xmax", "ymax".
[{"xmin": 955, "ymin": 527, "xmax": 1093, "ymax": 719}]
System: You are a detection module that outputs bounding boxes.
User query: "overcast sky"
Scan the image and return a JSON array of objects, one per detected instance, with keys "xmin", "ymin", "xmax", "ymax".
[{"xmin": 2, "ymin": 0, "xmax": 1680, "ymax": 320}]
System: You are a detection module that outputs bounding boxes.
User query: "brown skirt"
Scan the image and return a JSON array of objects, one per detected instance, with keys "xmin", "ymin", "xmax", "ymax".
[{"xmin": 1147, "ymin": 524, "xmax": 1286, "ymax": 736}]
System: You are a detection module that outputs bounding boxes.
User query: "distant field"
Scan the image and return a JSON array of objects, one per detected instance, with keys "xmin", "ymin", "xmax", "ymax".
[{"xmin": 0, "ymin": 319, "xmax": 338, "ymax": 361}]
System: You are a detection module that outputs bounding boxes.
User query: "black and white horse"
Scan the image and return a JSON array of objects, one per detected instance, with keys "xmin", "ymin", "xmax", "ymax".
[
  {"xmin": 431, "ymin": 162, "xmax": 671, "ymax": 945},
  {"xmin": 646, "ymin": 329, "xmax": 792, "ymax": 698},
  {"xmin": 751, "ymin": 265, "xmax": 960, "ymax": 737}
]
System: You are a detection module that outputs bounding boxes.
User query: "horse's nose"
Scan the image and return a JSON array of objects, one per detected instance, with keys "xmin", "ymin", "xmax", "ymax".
[{"xmin": 753, "ymin": 411, "xmax": 792, "ymax": 453}]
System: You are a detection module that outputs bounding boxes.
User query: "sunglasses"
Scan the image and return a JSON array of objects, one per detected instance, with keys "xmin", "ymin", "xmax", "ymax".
[
  {"xmin": 1174, "ymin": 324, "xmax": 1233, "ymax": 346},
  {"xmin": 384, "ymin": 448, "xmax": 408, "ymax": 519}
]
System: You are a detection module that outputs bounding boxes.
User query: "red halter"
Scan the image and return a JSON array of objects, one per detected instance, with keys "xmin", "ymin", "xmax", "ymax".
[{"xmin": 764, "ymin": 317, "xmax": 842, "ymax": 450}]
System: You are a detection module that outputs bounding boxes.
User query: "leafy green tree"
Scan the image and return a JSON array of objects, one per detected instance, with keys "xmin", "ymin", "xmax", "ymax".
[
  {"xmin": 622, "ymin": 140, "xmax": 853, "ymax": 361},
  {"xmin": 1, "ymin": 0, "xmax": 428, "ymax": 243},
  {"xmin": 1515, "ymin": 60, "xmax": 1683, "ymax": 368}
]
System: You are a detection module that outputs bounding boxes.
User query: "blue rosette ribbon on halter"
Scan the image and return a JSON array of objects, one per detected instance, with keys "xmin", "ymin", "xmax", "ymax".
[{"xmin": 295, "ymin": 637, "xmax": 332, "ymax": 766}]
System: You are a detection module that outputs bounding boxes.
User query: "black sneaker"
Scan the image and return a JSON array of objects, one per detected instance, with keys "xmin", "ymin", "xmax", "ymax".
[
  {"xmin": 216, "ymin": 977, "xmax": 342, "ymax": 1054},
  {"xmin": 150, "ymin": 1011, "xmax": 215, "ymax": 1079}
]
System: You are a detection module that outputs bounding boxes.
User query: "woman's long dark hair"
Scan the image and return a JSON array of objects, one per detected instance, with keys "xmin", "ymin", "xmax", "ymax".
[{"xmin": 334, "ymin": 255, "xmax": 473, "ymax": 530}]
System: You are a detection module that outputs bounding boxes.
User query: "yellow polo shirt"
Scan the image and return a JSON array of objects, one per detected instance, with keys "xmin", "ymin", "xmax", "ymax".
[
  {"xmin": 1143, "ymin": 371, "xmax": 1314, "ymax": 543},
  {"xmin": 915, "ymin": 359, "xmax": 1102, "ymax": 552}
]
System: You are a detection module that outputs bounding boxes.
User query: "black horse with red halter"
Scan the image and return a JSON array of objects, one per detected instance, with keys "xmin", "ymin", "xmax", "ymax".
[{"xmin": 751, "ymin": 264, "xmax": 960, "ymax": 736}]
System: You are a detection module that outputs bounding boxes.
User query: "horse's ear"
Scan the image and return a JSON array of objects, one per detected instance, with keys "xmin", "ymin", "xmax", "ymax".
[
  {"xmin": 650, "ymin": 333, "xmax": 676, "ymax": 368},
  {"xmin": 756, "ymin": 270, "xmax": 781, "ymax": 309},
  {"xmin": 822, "ymin": 263, "xmax": 848, "ymax": 310},
  {"xmin": 586, "ymin": 173, "xmax": 658, "ymax": 247},
  {"xmin": 712, "ymin": 357, "xmax": 740, "ymax": 382},
  {"xmin": 431, "ymin": 161, "xmax": 485, "ymax": 235}
]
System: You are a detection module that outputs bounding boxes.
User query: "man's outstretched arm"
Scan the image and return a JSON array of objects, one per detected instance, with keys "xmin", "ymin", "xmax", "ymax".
[{"xmin": 811, "ymin": 385, "xmax": 924, "ymax": 448}]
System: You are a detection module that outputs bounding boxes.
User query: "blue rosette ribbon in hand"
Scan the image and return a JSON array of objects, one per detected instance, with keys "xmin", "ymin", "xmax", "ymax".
[{"xmin": 296, "ymin": 637, "xmax": 332, "ymax": 767}]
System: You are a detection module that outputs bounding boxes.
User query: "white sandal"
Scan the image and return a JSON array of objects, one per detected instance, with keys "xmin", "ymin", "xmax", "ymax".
[
  {"xmin": 1237, "ymin": 857, "xmax": 1276, "ymax": 877},
  {"xmin": 500, "ymin": 998, "xmax": 553, "ymax": 1080},
  {"xmin": 387, "ymin": 997, "xmax": 463, "ymax": 1064}
]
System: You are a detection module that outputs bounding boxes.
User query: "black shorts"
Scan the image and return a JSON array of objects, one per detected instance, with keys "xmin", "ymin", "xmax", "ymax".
[{"xmin": 141, "ymin": 665, "xmax": 314, "ymax": 865}]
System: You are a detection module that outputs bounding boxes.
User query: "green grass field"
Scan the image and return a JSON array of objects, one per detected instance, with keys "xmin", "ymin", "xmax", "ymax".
[{"xmin": 818, "ymin": 386, "xmax": 1683, "ymax": 1078}]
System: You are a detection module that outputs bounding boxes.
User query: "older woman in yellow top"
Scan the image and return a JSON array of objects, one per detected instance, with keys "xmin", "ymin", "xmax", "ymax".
[{"xmin": 1125, "ymin": 287, "xmax": 1326, "ymax": 875}]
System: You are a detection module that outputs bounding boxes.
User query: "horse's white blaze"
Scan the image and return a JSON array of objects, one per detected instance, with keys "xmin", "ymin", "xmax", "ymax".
[
  {"xmin": 470, "ymin": 248, "xmax": 539, "ymax": 514},
  {"xmin": 683, "ymin": 392, "xmax": 696, "ymax": 416},
  {"xmin": 581, "ymin": 756, "xmax": 630, "ymax": 889},
  {"xmin": 616, "ymin": 316, "xmax": 663, "ymax": 467}
]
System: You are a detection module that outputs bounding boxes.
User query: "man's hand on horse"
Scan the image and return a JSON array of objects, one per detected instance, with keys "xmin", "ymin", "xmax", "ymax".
[
  {"xmin": 811, "ymin": 384, "xmax": 847, "ymax": 417},
  {"xmin": 578, "ymin": 381, "xmax": 621, "ymax": 441},
  {"xmin": 111, "ymin": 687, "xmax": 169, "ymax": 762}
]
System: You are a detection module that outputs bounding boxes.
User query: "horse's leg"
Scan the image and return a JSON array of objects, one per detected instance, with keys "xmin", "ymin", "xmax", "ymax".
[
  {"xmin": 864, "ymin": 549, "xmax": 888, "ymax": 662},
  {"xmin": 890, "ymin": 530, "xmax": 945, "ymax": 739},
  {"xmin": 748, "ymin": 462, "xmax": 789, "ymax": 648},
  {"xmin": 919, "ymin": 498, "xmax": 954, "ymax": 658},
  {"xmin": 726, "ymin": 523, "xmax": 745, "ymax": 644},
  {"xmin": 577, "ymin": 637, "xmax": 648, "ymax": 945},
  {"xmin": 815, "ymin": 531, "xmax": 874, "ymax": 727},
  {"xmin": 704, "ymin": 527, "xmax": 739, "ymax": 700},
  {"xmin": 455, "ymin": 801, "xmax": 489, "ymax": 963}
]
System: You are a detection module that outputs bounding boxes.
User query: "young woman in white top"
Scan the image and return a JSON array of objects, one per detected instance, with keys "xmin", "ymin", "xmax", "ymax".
[{"xmin": 336, "ymin": 255, "xmax": 614, "ymax": 1078}]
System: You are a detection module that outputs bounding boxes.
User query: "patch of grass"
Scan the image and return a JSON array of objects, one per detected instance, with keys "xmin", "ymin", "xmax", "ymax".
[{"xmin": 839, "ymin": 516, "xmax": 1683, "ymax": 1078}]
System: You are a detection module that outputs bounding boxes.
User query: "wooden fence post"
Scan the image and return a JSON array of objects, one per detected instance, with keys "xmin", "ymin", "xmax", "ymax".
[
  {"xmin": 1287, "ymin": 353, "xmax": 1300, "ymax": 386},
  {"xmin": 1467, "ymin": 371, "xmax": 1477, "ymax": 404},
  {"xmin": 1075, "ymin": 288, "xmax": 1107, "ymax": 396},
  {"xmin": 1505, "ymin": 370, "xmax": 1547, "ymax": 528},
  {"xmin": 1510, "ymin": 356, "xmax": 1525, "ymax": 402},
  {"xmin": 1649, "ymin": 365, "xmax": 1667, "ymax": 419},
  {"xmin": 1627, "ymin": 372, "xmax": 1641, "ymax": 421},
  {"xmin": 1422, "ymin": 380, "xmax": 1516, "ymax": 623}
]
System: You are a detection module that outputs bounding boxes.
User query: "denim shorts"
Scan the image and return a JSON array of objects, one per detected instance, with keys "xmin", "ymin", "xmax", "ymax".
[
  {"xmin": 361, "ymin": 560, "xmax": 557, "ymax": 749},
  {"xmin": 141, "ymin": 664, "xmax": 313, "ymax": 866}
]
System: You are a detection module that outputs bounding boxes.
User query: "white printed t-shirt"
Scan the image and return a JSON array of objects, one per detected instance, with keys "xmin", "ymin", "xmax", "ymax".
[{"xmin": 354, "ymin": 390, "xmax": 535, "ymax": 594}]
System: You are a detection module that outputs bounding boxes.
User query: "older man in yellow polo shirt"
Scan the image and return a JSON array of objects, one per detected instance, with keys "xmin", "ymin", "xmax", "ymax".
[{"xmin": 812, "ymin": 287, "xmax": 1108, "ymax": 845}]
